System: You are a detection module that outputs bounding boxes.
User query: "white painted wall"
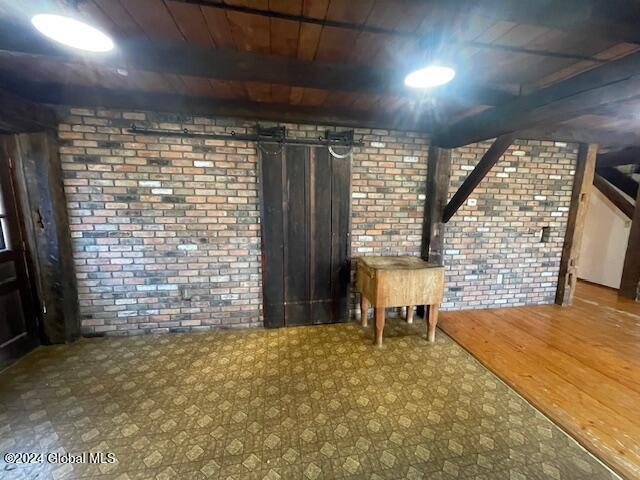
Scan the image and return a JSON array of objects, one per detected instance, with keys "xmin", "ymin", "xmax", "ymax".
[{"xmin": 578, "ymin": 188, "xmax": 632, "ymax": 288}]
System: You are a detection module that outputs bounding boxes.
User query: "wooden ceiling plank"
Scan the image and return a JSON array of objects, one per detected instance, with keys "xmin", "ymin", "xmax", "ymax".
[
  {"xmin": 78, "ymin": 1, "xmax": 121, "ymax": 37},
  {"xmin": 120, "ymin": 0, "xmax": 185, "ymax": 42},
  {"xmin": 226, "ymin": 10, "xmax": 271, "ymax": 54},
  {"xmin": 93, "ymin": 0, "xmax": 146, "ymax": 38},
  {"xmin": 271, "ymin": 84, "xmax": 292, "ymax": 103},
  {"xmin": 201, "ymin": 6, "xmax": 237, "ymax": 49},
  {"xmin": 244, "ymin": 81, "xmax": 273, "ymax": 102},
  {"xmin": 270, "ymin": 17, "xmax": 301, "ymax": 57},
  {"xmin": 165, "ymin": 1, "xmax": 215, "ymax": 48},
  {"xmin": 365, "ymin": 0, "xmax": 429, "ymax": 33},
  {"xmin": 325, "ymin": 0, "xmax": 375, "ymax": 23}
]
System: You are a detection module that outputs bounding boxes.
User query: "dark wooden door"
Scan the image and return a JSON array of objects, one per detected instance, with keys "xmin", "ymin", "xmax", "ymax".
[
  {"xmin": 260, "ymin": 145, "xmax": 351, "ymax": 327},
  {"xmin": 0, "ymin": 139, "xmax": 39, "ymax": 369}
]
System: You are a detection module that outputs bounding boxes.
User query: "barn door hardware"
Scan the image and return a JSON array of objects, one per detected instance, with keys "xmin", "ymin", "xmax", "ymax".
[{"xmin": 128, "ymin": 124, "xmax": 364, "ymax": 148}]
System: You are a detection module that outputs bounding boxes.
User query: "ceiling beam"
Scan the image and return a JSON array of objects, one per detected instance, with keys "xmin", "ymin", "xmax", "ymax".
[
  {"xmin": 0, "ymin": 76, "xmax": 429, "ymax": 133},
  {"xmin": 0, "ymin": 19, "xmax": 514, "ymax": 107},
  {"xmin": 517, "ymin": 126, "xmax": 640, "ymax": 148},
  {"xmin": 436, "ymin": 49, "xmax": 640, "ymax": 147},
  {"xmin": 593, "ymin": 174, "xmax": 635, "ymax": 219},
  {"xmin": 442, "ymin": 134, "xmax": 515, "ymax": 223},
  {"xmin": 0, "ymin": 90, "xmax": 57, "ymax": 133},
  {"xmin": 597, "ymin": 147, "xmax": 640, "ymax": 168}
]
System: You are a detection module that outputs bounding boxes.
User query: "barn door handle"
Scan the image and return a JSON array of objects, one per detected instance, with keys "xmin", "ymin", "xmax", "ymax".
[{"xmin": 36, "ymin": 209, "xmax": 45, "ymax": 229}]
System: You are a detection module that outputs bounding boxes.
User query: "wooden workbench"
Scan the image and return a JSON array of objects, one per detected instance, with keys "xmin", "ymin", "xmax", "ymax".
[{"xmin": 356, "ymin": 256, "xmax": 444, "ymax": 346}]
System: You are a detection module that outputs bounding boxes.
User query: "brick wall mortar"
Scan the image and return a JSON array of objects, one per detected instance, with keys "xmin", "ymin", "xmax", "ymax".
[{"xmin": 58, "ymin": 106, "xmax": 576, "ymax": 335}]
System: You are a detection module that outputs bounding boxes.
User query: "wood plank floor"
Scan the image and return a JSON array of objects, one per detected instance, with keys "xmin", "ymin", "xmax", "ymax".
[{"xmin": 439, "ymin": 281, "xmax": 640, "ymax": 480}]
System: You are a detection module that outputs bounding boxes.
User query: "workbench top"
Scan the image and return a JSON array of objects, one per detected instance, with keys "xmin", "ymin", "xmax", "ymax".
[{"xmin": 358, "ymin": 255, "xmax": 441, "ymax": 271}]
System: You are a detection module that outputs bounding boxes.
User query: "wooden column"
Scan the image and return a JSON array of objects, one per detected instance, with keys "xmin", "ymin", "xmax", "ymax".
[
  {"xmin": 14, "ymin": 132, "xmax": 80, "ymax": 343},
  {"xmin": 555, "ymin": 143, "xmax": 598, "ymax": 306},
  {"xmin": 619, "ymin": 188, "xmax": 640, "ymax": 300},
  {"xmin": 421, "ymin": 146, "xmax": 452, "ymax": 265}
]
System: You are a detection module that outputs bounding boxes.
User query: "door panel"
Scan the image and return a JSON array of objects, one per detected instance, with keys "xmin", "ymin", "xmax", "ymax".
[
  {"xmin": 310, "ymin": 148, "xmax": 334, "ymax": 324},
  {"xmin": 0, "ymin": 137, "xmax": 39, "ymax": 370},
  {"xmin": 260, "ymin": 144, "xmax": 351, "ymax": 327},
  {"xmin": 284, "ymin": 146, "xmax": 311, "ymax": 326}
]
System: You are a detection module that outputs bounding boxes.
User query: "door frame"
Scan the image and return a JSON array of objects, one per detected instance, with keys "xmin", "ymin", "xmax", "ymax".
[{"xmin": 0, "ymin": 135, "xmax": 41, "ymax": 369}]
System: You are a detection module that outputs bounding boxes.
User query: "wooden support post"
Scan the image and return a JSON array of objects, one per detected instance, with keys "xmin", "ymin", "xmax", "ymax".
[
  {"xmin": 556, "ymin": 143, "xmax": 598, "ymax": 306},
  {"xmin": 421, "ymin": 146, "xmax": 452, "ymax": 266},
  {"xmin": 418, "ymin": 146, "xmax": 451, "ymax": 320},
  {"xmin": 13, "ymin": 132, "xmax": 80, "ymax": 343},
  {"xmin": 442, "ymin": 134, "xmax": 515, "ymax": 223},
  {"xmin": 620, "ymin": 188, "xmax": 640, "ymax": 300}
]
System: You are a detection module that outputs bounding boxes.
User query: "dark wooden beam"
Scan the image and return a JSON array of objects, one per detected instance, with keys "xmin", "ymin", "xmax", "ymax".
[
  {"xmin": 442, "ymin": 134, "xmax": 515, "ymax": 223},
  {"xmin": 0, "ymin": 90, "xmax": 56, "ymax": 133},
  {"xmin": 0, "ymin": 19, "xmax": 514, "ymax": 107},
  {"xmin": 556, "ymin": 143, "xmax": 598, "ymax": 306},
  {"xmin": 12, "ymin": 132, "xmax": 80, "ymax": 343},
  {"xmin": 436, "ymin": 49, "xmax": 640, "ymax": 148},
  {"xmin": 518, "ymin": 126, "xmax": 640, "ymax": 149},
  {"xmin": 421, "ymin": 147, "xmax": 452, "ymax": 266},
  {"xmin": 597, "ymin": 166, "xmax": 639, "ymax": 199},
  {"xmin": 597, "ymin": 147, "xmax": 640, "ymax": 168},
  {"xmin": 620, "ymin": 187, "xmax": 640, "ymax": 300},
  {"xmin": 0, "ymin": 76, "xmax": 429, "ymax": 132},
  {"xmin": 593, "ymin": 174, "xmax": 635, "ymax": 219}
]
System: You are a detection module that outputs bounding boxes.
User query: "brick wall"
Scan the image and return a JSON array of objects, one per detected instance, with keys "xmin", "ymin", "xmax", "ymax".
[
  {"xmin": 443, "ymin": 140, "xmax": 577, "ymax": 309},
  {"xmin": 58, "ymin": 107, "xmax": 430, "ymax": 335},
  {"xmin": 58, "ymin": 106, "xmax": 576, "ymax": 335}
]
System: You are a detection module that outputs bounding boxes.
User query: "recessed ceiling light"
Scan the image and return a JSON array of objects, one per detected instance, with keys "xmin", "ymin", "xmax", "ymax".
[
  {"xmin": 31, "ymin": 14, "xmax": 114, "ymax": 52},
  {"xmin": 405, "ymin": 65, "xmax": 456, "ymax": 89}
]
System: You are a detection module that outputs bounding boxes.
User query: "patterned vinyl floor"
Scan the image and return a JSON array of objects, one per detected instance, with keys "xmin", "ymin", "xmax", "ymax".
[{"xmin": 0, "ymin": 318, "xmax": 618, "ymax": 479}]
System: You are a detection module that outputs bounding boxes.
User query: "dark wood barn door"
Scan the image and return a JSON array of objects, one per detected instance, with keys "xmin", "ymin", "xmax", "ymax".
[
  {"xmin": 0, "ymin": 139, "xmax": 39, "ymax": 369},
  {"xmin": 260, "ymin": 145, "xmax": 351, "ymax": 328}
]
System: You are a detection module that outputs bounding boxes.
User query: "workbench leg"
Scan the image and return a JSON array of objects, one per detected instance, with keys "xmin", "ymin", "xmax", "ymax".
[
  {"xmin": 374, "ymin": 308, "xmax": 385, "ymax": 347},
  {"xmin": 406, "ymin": 306, "xmax": 414, "ymax": 324},
  {"xmin": 360, "ymin": 295, "xmax": 369, "ymax": 327},
  {"xmin": 427, "ymin": 304, "xmax": 439, "ymax": 342}
]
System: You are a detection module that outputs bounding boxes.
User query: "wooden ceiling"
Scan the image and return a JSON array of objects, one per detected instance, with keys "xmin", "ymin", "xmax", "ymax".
[{"xmin": 1, "ymin": 0, "xmax": 640, "ymax": 146}]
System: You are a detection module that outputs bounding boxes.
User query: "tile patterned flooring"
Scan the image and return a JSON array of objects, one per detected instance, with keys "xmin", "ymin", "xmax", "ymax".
[{"xmin": 0, "ymin": 319, "xmax": 618, "ymax": 479}]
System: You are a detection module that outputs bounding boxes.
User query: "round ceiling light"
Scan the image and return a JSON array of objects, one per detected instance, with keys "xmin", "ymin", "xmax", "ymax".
[
  {"xmin": 404, "ymin": 65, "xmax": 456, "ymax": 89},
  {"xmin": 31, "ymin": 14, "xmax": 114, "ymax": 52}
]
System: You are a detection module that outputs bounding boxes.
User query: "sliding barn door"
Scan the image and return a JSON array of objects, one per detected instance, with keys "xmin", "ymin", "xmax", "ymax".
[{"xmin": 260, "ymin": 144, "xmax": 351, "ymax": 327}]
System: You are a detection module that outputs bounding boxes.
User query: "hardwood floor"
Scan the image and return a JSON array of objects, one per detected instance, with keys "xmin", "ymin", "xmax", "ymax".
[{"xmin": 439, "ymin": 281, "xmax": 640, "ymax": 480}]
